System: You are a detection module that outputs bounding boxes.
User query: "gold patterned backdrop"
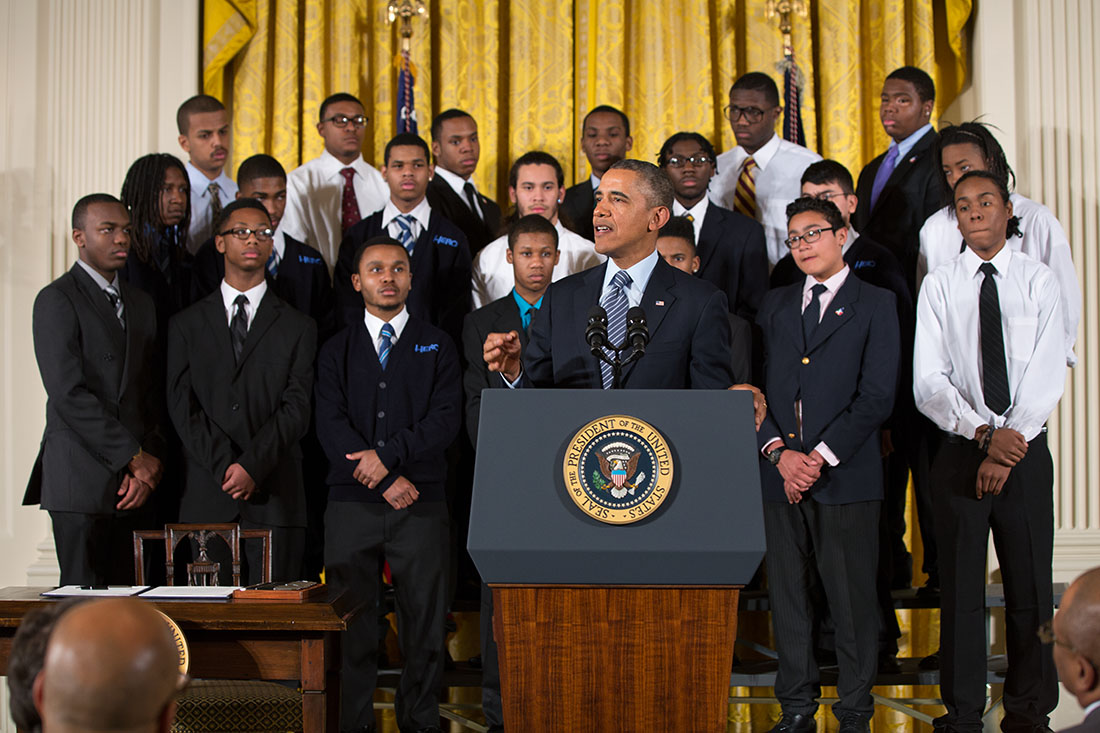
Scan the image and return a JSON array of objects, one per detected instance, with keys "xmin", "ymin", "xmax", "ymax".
[{"xmin": 204, "ymin": 1, "xmax": 970, "ymax": 731}]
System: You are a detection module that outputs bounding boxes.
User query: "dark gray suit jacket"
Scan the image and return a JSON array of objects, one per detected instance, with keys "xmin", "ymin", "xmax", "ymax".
[
  {"xmin": 461, "ymin": 294, "xmax": 527, "ymax": 444},
  {"xmin": 1062, "ymin": 708, "xmax": 1100, "ymax": 733}
]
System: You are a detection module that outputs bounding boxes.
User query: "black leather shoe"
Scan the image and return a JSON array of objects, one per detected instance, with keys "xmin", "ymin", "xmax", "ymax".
[
  {"xmin": 919, "ymin": 650, "xmax": 940, "ymax": 670},
  {"xmin": 766, "ymin": 712, "xmax": 817, "ymax": 733},
  {"xmin": 837, "ymin": 714, "xmax": 871, "ymax": 733},
  {"xmin": 878, "ymin": 651, "xmax": 902, "ymax": 674}
]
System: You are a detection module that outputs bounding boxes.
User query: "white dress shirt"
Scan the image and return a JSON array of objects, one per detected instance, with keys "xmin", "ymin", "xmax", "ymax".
[
  {"xmin": 434, "ymin": 166, "xmax": 485, "ymax": 220},
  {"xmin": 363, "ymin": 306, "xmax": 410, "ymax": 356},
  {"xmin": 281, "ymin": 150, "xmax": 388, "ymax": 274},
  {"xmin": 914, "ymin": 246, "xmax": 1065, "ymax": 442},
  {"xmin": 76, "ymin": 259, "xmax": 121, "ymax": 292},
  {"xmin": 671, "ymin": 197, "xmax": 710, "ymax": 244},
  {"xmin": 185, "ymin": 161, "xmax": 238, "ymax": 254},
  {"xmin": 220, "ymin": 279, "xmax": 268, "ymax": 330},
  {"xmin": 708, "ymin": 134, "xmax": 822, "ymax": 266},
  {"xmin": 918, "ymin": 193, "xmax": 1080, "ymax": 367},
  {"xmin": 470, "ymin": 221, "xmax": 605, "ymax": 308},
  {"xmin": 381, "ymin": 197, "xmax": 432, "ymax": 246}
]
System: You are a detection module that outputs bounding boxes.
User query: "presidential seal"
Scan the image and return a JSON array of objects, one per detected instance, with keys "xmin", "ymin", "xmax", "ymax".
[{"xmin": 563, "ymin": 415, "xmax": 674, "ymax": 524}]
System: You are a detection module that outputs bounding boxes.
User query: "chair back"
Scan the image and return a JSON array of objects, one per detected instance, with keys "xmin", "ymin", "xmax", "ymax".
[{"xmin": 133, "ymin": 523, "xmax": 272, "ymax": 585}]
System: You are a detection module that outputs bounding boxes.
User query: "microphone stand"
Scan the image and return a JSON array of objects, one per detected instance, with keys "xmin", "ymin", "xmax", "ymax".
[{"xmin": 590, "ymin": 340, "xmax": 645, "ymax": 389}]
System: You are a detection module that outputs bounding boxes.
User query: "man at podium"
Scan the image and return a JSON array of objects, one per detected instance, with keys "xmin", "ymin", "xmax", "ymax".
[{"xmin": 483, "ymin": 159, "xmax": 734, "ymax": 390}]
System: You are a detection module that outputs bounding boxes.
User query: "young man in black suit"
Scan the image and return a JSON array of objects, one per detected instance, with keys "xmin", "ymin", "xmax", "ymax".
[
  {"xmin": 756, "ymin": 197, "xmax": 899, "ymax": 733},
  {"xmin": 28, "ymin": 194, "xmax": 165, "ymax": 585},
  {"xmin": 658, "ymin": 131, "xmax": 768, "ymax": 323},
  {"xmin": 853, "ymin": 66, "xmax": 942, "ymax": 298},
  {"xmin": 167, "ymin": 199, "xmax": 316, "ymax": 583},
  {"xmin": 425, "ymin": 109, "xmax": 501, "ymax": 255},
  {"xmin": 316, "ymin": 235, "xmax": 461, "ymax": 733},
  {"xmin": 560, "ymin": 105, "xmax": 633, "ymax": 241},
  {"xmin": 334, "ymin": 133, "xmax": 472, "ymax": 347}
]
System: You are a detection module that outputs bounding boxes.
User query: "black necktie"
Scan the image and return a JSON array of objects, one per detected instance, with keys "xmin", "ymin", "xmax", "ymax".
[
  {"xmin": 230, "ymin": 294, "xmax": 249, "ymax": 363},
  {"xmin": 463, "ymin": 182, "xmax": 484, "ymax": 222},
  {"xmin": 979, "ymin": 262, "xmax": 1011, "ymax": 414},
  {"xmin": 802, "ymin": 283, "xmax": 827, "ymax": 346}
]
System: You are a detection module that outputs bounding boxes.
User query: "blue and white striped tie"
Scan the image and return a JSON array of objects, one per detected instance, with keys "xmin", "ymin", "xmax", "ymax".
[
  {"xmin": 394, "ymin": 214, "xmax": 416, "ymax": 256},
  {"xmin": 378, "ymin": 322, "xmax": 395, "ymax": 370},
  {"xmin": 599, "ymin": 270, "xmax": 632, "ymax": 389}
]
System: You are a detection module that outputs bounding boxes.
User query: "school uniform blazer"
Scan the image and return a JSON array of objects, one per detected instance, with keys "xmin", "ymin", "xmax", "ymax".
[
  {"xmin": 314, "ymin": 316, "xmax": 461, "ymax": 502},
  {"xmin": 167, "ymin": 290, "xmax": 316, "ymax": 527},
  {"xmin": 425, "ymin": 176, "xmax": 502, "ymax": 256},
  {"xmin": 853, "ymin": 129, "xmax": 943, "ymax": 291},
  {"xmin": 561, "ymin": 179, "xmax": 596, "ymax": 241},
  {"xmin": 697, "ymin": 203, "xmax": 769, "ymax": 322},
  {"xmin": 523, "ymin": 257, "xmax": 733, "ymax": 389},
  {"xmin": 333, "ymin": 208, "xmax": 472, "ymax": 346},
  {"xmin": 191, "ymin": 234, "xmax": 335, "ymax": 342},
  {"xmin": 756, "ymin": 274, "xmax": 899, "ymax": 504},
  {"xmin": 461, "ymin": 295, "xmax": 527, "ymax": 444},
  {"xmin": 26, "ymin": 265, "xmax": 165, "ymax": 513}
]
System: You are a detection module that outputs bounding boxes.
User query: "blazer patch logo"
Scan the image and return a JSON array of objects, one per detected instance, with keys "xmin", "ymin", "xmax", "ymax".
[
  {"xmin": 433, "ymin": 235, "xmax": 458, "ymax": 248},
  {"xmin": 853, "ymin": 260, "xmax": 876, "ymax": 270},
  {"xmin": 298, "ymin": 255, "xmax": 323, "ymax": 265},
  {"xmin": 414, "ymin": 343, "xmax": 439, "ymax": 353}
]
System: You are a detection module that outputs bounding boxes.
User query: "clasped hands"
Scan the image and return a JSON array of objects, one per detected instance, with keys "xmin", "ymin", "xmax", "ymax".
[
  {"xmin": 769, "ymin": 445, "xmax": 826, "ymax": 505},
  {"xmin": 974, "ymin": 426, "xmax": 1028, "ymax": 499},
  {"xmin": 345, "ymin": 449, "xmax": 419, "ymax": 510},
  {"xmin": 117, "ymin": 450, "xmax": 163, "ymax": 510}
]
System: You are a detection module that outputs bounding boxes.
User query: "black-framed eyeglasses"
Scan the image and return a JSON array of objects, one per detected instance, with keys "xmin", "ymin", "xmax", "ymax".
[
  {"xmin": 810, "ymin": 191, "xmax": 853, "ymax": 202},
  {"xmin": 322, "ymin": 114, "xmax": 368, "ymax": 129},
  {"xmin": 785, "ymin": 226, "xmax": 837, "ymax": 249},
  {"xmin": 219, "ymin": 227, "xmax": 275, "ymax": 242},
  {"xmin": 665, "ymin": 154, "xmax": 714, "ymax": 168},
  {"xmin": 1038, "ymin": 619, "xmax": 1100, "ymax": 671},
  {"xmin": 724, "ymin": 105, "xmax": 768, "ymax": 123}
]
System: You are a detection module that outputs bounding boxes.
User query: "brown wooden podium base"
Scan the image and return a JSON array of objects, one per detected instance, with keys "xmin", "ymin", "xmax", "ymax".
[{"xmin": 492, "ymin": 584, "xmax": 740, "ymax": 732}]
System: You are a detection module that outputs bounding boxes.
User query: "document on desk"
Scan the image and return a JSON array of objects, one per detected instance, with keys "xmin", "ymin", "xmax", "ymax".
[
  {"xmin": 41, "ymin": 586, "xmax": 152, "ymax": 597},
  {"xmin": 140, "ymin": 586, "xmax": 242, "ymax": 599}
]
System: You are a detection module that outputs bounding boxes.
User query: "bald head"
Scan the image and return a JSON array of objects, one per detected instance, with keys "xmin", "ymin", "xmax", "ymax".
[
  {"xmin": 35, "ymin": 598, "xmax": 181, "ymax": 733},
  {"xmin": 1054, "ymin": 567, "xmax": 1100, "ymax": 707}
]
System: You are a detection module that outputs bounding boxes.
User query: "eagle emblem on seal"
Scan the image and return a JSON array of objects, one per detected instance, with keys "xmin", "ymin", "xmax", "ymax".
[{"xmin": 596, "ymin": 442, "xmax": 646, "ymax": 499}]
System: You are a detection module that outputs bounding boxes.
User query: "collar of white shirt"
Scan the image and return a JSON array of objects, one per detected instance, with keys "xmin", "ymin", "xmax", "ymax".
[
  {"xmin": 745, "ymin": 133, "xmax": 782, "ymax": 171},
  {"xmin": 602, "ymin": 248, "xmax": 660, "ymax": 307},
  {"xmin": 962, "ymin": 241, "xmax": 1014, "ymax": 280},
  {"xmin": 220, "ymin": 278, "xmax": 268, "ymax": 327},
  {"xmin": 672, "ymin": 196, "xmax": 710, "ymax": 222},
  {"xmin": 893, "ymin": 123, "xmax": 934, "ymax": 162},
  {"xmin": 802, "ymin": 263, "xmax": 851, "ymax": 306},
  {"xmin": 434, "ymin": 166, "xmax": 473, "ymax": 199},
  {"xmin": 185, "ymin": 160, "xmax": 234, "ymax": 199},
  {"xmin": 1084, "ymin": 700, "xmax": 1100, "ymax": 721},
  {"xmin": 317, "ymin": 149, "xmax": 371, "ymax": 181},
  {"xmin": 590, "ymin": 173, "xmax": 601, "ymax": 190},
  {"xmin": 363, "ymin": 306, "xmax": 410, "ymax": 354},
  {"xmin": 75, "ymin": 259, "xmax": 120, "ymax": 291},
  {"xmin": 382, "ymin": 197, "xmax": 432, "ymax": 233}
]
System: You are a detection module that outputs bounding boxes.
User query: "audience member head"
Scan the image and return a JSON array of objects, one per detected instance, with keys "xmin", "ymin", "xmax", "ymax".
[
  {"xmin": 72, "ymin": 194, "xmax": 132, "ymax": 280},
  {"xmin": 8, "ymin": 599, "xmax": 83, "ymax": 733},
  {"xmin": 785, "ymin": 196, "xmax": 848, "ymax": 281},
  {"xmin": 214, "ymin": 199, "xmax": 274, "ymax": 288},
  {"xmin": 593, "ymin": 160, "xmax": 673, "ymax": 267},
  {"xmin": 506, "ymin": 214, "xmax": 559, "ymax": 303},
  {"xmin": 880, "ymin": 66, "xmax": 935, "ymax": 143},
  {"xmin": 352, "ymin": 235, "xmax": 412, "ymax": 318},
  {"xmin": 33, "ymin": 598, "xmax": 182, "ymax": 733},
  {"xmin": 935, "ymin": 121, "xmax": 1015, "ymax": 206},
  {"xmin": 800, "ymin": 159, "xmax": 857, "ymax": 228},
  {"xmin": 317, "ymin": 93, "xmax": 368, "ymax": 166},
  {"xmin": 728, "ymin": 72, "xmax": 781, "ymax": 154},
  {"xmin": 382, "ymin": 133, "xmax": 433, "ymax": 211},
  {"xmin": 657, "ymin": 132, "xmax": 719, "ymax": 208},
  {"xmin": 120, "ymin": 153, "xmax": 191, "ymax": 263},
  {"xmin": 656, "ymin": 216, "xmax": 700, "ymax": 275},
  {"xmin": 430, "ymin": 109, "xmax": 480, "ymax": 178},
  {"xmin": 952, "ymin": 170, "xmax": 1021, "ymax": 260},
  {"xmin": 236, "ymin": 154, "xmax": 288, "ymax": 231},
  {"xmin": 176, "ymin": 95, "xmax": 230, "ymax": 179},
  {"xmin": 1050, "ymin": 567, "xmax": 1100, "ymax": 710},
  {"xmin": 508, "ymin": 151, "xmax": 566, "ymax": 225},
  {"xmin": 581, "ymin": 105, "xmax": 633, "ymax": 179}
]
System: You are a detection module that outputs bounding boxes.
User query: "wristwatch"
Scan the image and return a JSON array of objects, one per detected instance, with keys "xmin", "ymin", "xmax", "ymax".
[{"xmin": 766, "ymin": 445, "xmax": 788, "ymax": 465}]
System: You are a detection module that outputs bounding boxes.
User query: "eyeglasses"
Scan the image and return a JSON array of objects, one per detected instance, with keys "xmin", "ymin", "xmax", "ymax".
[
  {"xmin": 322, "ymin": 114, "xmax": 369, "ymax": 129},
  {"xmin": 219, "ymin": 227, "xmax": 275, "ymax": 242},
  {"xmin": 665, "ymin": 154, "xmax": 714, "ymax": 168},
  {"xmin": 1038, "ymin": 620, "xmax": 1100, "ymax": 670},
  {"xmin": 724, "ymin": 105, "xmax": 769, "ymax": 123},
  {"xmin": 785, "ymin": 226, "xmax": 837, "ymax": 249},
  {"xmin": 809, "ymin": 191, "xmax": 852, "ymax": 202}
]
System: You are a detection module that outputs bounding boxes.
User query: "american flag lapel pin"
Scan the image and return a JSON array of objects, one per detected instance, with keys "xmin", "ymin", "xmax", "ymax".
[
  {"xmin": 655, "ymin": 300, "xmax": 665, "ymax": 306},
  {"xmin": 834, "ymin": 307, "xmax": 845, "ymax": 317}
]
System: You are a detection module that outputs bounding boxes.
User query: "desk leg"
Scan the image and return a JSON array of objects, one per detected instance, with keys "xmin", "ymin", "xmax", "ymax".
[{"xmin": 302, "ymin": 636, "xmax": 339, "ymax": 733}]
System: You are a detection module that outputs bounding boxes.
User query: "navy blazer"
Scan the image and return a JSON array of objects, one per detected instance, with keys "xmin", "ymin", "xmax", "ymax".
[
  {"xmin": 461, "ymin": 294, "xmax": 528, "ymax": 444},
  {"xmin": 560, "ymin": 179, "xmax": 595, "ymax": 241},
  {"xmin": 756, "ymin": 274, "xmax": 899, "ymax": 504},
  {"xmin": 425, "ymin": 176, "xmax": 501, "ymax": 256},
  {"xmin": 697, "ymin": 203, "xmax": 769, "ymax": 322},
  {"xmin": 167, "ymin": 290, "xmax": 316, "ymax": 527},
  {"xmin": 333, "ymin": 208, "xmax": 472, "ymax": 347},
  {"xmin": 315, "ymin": 316, "xmax": 461, "ymax": 503},
  {"xmin": 523, "ymin": 256, "xmax": 733, "ymax": 389}
]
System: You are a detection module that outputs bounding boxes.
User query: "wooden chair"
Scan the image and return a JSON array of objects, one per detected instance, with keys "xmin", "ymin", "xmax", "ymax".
[{"xmin": 133, "ymin": 523, "xmax": 302, "ymax": 733}]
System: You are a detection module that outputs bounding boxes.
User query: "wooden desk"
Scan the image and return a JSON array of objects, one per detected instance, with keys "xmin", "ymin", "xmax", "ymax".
[{"xmin": 0, "ymin": 586, "xmax": 359, "ymax": 733}]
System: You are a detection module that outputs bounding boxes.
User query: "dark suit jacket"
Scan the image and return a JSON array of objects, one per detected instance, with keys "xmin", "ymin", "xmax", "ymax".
[
  {"xmin": 561, "ymin": 179, "xmax": 595, "ymax": 241},
  {"xmin": 523, "ymin": 256, "xmax": 733, "ymax": 389},
  {"xmin": 425, "ymin": 176, "xmax": 501, "ymax": 256},
  {"xmin": 333, "ymin": 208, "xmax": 472, "ymax": 348},
  {"xmin": 119, "ymin": 230, "xmax": 194, "ymax": 342},
  {"xmin": 853, "ymin": 129, "xmax": 942, "ymax": 296},
  {"xmin": 191, "ymin": 233, "xmax": 335, "ymax": 343},
  {"xmin": 697, "ymin": 204, "xmax": 769, "ymax": 322},
  {"xmin": 1062, "ymin": 708, "xmax": 1100, "ymax": 733},
  {"xmin": 315, "ymin": 316, "xmax": 461, "ymax": 503},
  {"xmin": 27, "ymin": 265, "xmax": 164, "ymax": 513},
  {"xmin": 756, "ymin": 275, "xmax": 899, "ymax": 504},
  {"xmin": 167, "ymin": 290, "xmax": 316, "ymax": 527},
  {"xmin": 461, "ymin": 295, "xmax": 528, "ymax": 443},
  {"xmin": 728, "ymin": 313, "xmax": 752, "ymax": 384}
]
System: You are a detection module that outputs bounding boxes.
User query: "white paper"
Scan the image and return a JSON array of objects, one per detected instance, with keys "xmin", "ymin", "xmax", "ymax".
[
  {"xmin": 139, "ymin": 586, "xmax": 241, "ymax": 599},
  {"xmin": 41, "ymin": 585, "xmax": 151, "ymax": 597}
]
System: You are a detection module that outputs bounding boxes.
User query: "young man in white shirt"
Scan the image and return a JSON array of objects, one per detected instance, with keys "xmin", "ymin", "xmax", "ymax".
[
  {"xmin": 177, "ymin": 95, "xmax": 238, "ymax": 252},
  {"xmin": 281, "ymin": 93, "xmax": 389, "ymax": 272},
  {"xmin": 471, "ymin": 151, "xmax": 603, "ymax": 307},
  {"xmin": 914, "ymin": 170, "xmax": 1064, "ymax": 733}
]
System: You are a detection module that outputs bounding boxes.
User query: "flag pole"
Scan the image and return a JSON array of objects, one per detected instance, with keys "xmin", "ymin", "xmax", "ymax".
[
  {"xmin": 765, "ymin": 0, "xmax": 809, "ymax": 146},
  {"xmin": 387, "ymin": 0, "xmax": 427, "ymax": 134}
]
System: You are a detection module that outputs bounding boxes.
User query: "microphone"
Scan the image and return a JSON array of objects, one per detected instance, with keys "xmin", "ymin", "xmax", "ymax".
[
  {"xmin": 626, "ymin": 306, "xmax": 649, "ymax": 355},
  {"xmin": 585, "ymin": 305, "xmax": 609, "ymax": 351}
]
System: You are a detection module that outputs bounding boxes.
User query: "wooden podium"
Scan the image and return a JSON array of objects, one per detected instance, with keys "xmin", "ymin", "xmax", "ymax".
[{"xmin": 469, "ymin": 390, "xmax": 763, "ymax": 732}]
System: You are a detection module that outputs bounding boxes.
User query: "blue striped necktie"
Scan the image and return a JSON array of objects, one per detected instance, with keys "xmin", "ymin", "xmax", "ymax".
[
  {"xmin": 600, "ymin": 270, "xmax": 632, "ymax": 389},
  {"xmin": 378, "ymin": 322, "xmax": 395, "ymax": 370},
  {"xmin": 395, "ymin": 214, "xmax": 416, "ymax": 256}
]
